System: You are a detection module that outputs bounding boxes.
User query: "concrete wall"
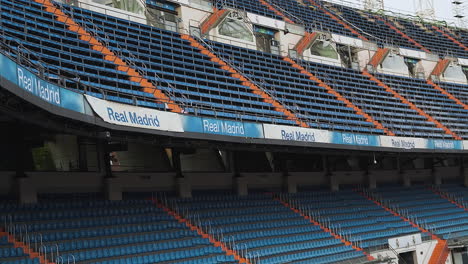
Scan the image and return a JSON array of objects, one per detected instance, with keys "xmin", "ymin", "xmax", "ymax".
[
  {"xmin": 1, "ymin": 164, "xmax": 462, "ymax": 198},
  {"xmin": 370, "ymin": 239, "xmax": 438, "ymax": 264}
]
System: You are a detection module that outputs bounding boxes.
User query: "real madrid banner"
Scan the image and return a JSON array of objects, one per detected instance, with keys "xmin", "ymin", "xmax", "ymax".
[{"xmin": 85, "ymin": 95, "xmax": 184, "ymax": 132}]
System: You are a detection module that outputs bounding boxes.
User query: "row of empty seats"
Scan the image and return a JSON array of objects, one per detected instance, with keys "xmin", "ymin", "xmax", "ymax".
[
  {"xmin": 1, "ymin": 185, "xmax": 467, "ymax": 263},
  {"xmin": 2, "ymin": 0, "xmax": 468, "ymax": 139},
  {"xmin": 2, "ymin": 199, "xmax": 237, "ymax": 264},
  {"xmin": 374, "ymin": 185, "xmax": 468, "ymax": 240}
]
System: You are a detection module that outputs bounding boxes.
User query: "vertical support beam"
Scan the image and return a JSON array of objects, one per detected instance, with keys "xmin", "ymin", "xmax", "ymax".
[
  {"xmin": 463, "ymin": 158, "xmax": 468, "ymax": 187},
  {"xmin": 172, "ymin": 149, "xmax": 192, "ymax": 198},
  {"xmin": 77, "ymin": 137, "xmax": 88, "ymax": 172},
  {"xmin": 432, "ymin": 159, "xmax": 442, "ymax": 186},
  {"xmin": 18, "ymin": 178, "xmax": 37, "ymax": 204},
  {"xmin": 398, "ymin": 156, "xmax": 411, "ymax": 187},
  {"xmin": 99, "ymin": 140, "xmax": 112, "ymax": 179},
  {"xmin": 98, "ymin": 139, "xmax": 122, "ymax": 201},
  {"xmin": 402, "ymin": 172, "xmax": 411, "ymax": 187},
  {"xmin": 13, "ymin": 124, "xmax": 37, "ymax": 204},
  {"xmin": 230, "ymin": 151, "xmax": 248, "ymax": 196},
  {"xmin": 368, "ymin": 172, "xmax": 377, "ymax": 189},
  {"xmin": 280, "ymin": 154, "xmax": 297, "ymax": 194},
  {"xmin": 324, "ymin": 156, "xmax": 339, "ymax": 191}
]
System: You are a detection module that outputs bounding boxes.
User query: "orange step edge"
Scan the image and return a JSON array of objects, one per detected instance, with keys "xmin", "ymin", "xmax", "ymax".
[
  {"xmin": 275, "ymin": 197, "xmax": 375, "ymax": 261},
  {"xmin": 362, "ymin": 70, "xmax": 460, "ymax": 140},
  {"xmin": 33, "ymin": 0, "xmax": 182, "ymax": 113},
  {"xmin": 257, "ymin": 0, "xmax": 295, "ymax": 24},
  {"xmin": 151, "ymin": 198, "xmax": 251, "ymax": 264},
  {"xmin": 285, "ymin": 58, "xmax": 393, "ymax": 136},
  {"xmin": 182, "ymin": 34, "xmax": 307, "ymax": 128},
  {"xmin": 427, "ymin": 80, "xmax": 468, "ymax": 110}
]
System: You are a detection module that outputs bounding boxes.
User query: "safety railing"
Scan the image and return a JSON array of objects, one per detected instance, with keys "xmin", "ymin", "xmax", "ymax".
[
  {"xmin": 2, "ymin": 214, "xmax": 72, "ymax": 264},
  {"xmin": 154, "ymin": 193, "xmax": 259, "ymax": 263},
  {"xmin": 191, "ymin": 34, "xmax": 307, "ymax": 124}
]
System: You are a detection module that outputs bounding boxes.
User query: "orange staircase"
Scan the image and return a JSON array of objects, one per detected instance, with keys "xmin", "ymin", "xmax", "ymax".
[
  {"xmin": 432, "ymin": 26, "xmax": 468, "ymax": 51},
  {"xmin": 430, "ymin": 59, "xmax": 450, "ymax": 77},
  {"xmin": 354, "ymin": 190, "xmax": 435, "ymax": 234},
  {"xmin": 306, "ymin": 0, "xmax": 368, "ymax": 41},
  {"xmin": 428, "ymin": 239, "xmax": 449, "ymax": 264},
  {"xmin": 283, "ymin": 57, "xmax": 394, "ymax": 136},
  {"xmin": 275, "ymin": 197, "xmax": 375, "ymax": 261},
  {"xmin": 377, "ymin": 17, "xmax": 431, "ymax": 53},
  {"xmin": 182, "ymin": 34, "xmax": 308, "ymax": 127},
  {"xmin": 295, "ymin": 32, "xmax": 318, "ymax": 55},
  {"xmin": 362, "ymin": 70, "xmax": 461, "ymax": 140},
  {"xmin": 355, "ymin": 190, "xmax": 449, "ymax": 264},
  {"xmin": 151, "ymin": 199, "xmax": 251, "ymax": 264},
  {"xmin": 200, "ymin": 8, "xmax": 229, "ymax": 34},
  {"xmin": 257, "ymin": 0, "xmax": 294, "ymax": 24},
  {"xmin": 368, "ymin": 48, "xmax": 389, "ymax": 68},
  {"xmin": 427, "ymin": 79, "xmax": 468, "ymax": 110},
  {"xmin": 428, "ymin": 186, "xmax": 468, "ymax": 211},
  {"xmin": 33, "ymin": 0, "xmax": 182, "ymax": 113},
  {"xmin": 0, "ymin": 231, "xmax": 52, "ymax": 264}
]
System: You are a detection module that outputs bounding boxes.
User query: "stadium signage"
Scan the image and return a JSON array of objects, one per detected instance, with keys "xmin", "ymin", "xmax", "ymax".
[
  {"xmin": 380, "ymin": 136, "xmax": 427, "ymax": 150},
  {"xmin": 333, "ymin": 133, "xmax": 380, "ymax": 146},
  {"xmin": 0, "ymin": 54, "xmax": 85, "ymax": 114},
  {"xmin": 182, "ymin": 116, "xmax": 264, "ymax": 138},
  {"xmin": 17, "ymin": 67, "xmax": 61, "ymax": 106},
  {"xmin": 431, "ymin": 139, "xmax": 463, "ymax": 150},
  {"xmin": 263, "ymin": 124, "xmax": 330, "ymax": 143},
  {"xmin": 85, "ymin": 95, "xmax": 183, "ymax": 132},
  {"xmin": 0, "ymin": 53, "xmax": 18, "ymax": 85}
]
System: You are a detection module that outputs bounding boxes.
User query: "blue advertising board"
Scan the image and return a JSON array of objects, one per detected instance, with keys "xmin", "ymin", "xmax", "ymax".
[
  {"xmin": 332, "ymin": 132, "xmax": 380, "ymax": 147},
  {"xmin": 429, "ymin": 139, "xmax": 464, "ymax": 150},
  {"xmin": 0, "ymin": 53, "xmax": 18, "ymax": 84},
  {"xmin": 0, "ymin": 53, "xmax": 85, "ymax": 114},
  {"xmin": 182, "ymin": 116, "xmax": 264, "ymax": 138}
]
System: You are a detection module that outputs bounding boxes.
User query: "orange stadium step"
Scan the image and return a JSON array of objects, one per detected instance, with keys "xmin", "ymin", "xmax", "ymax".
[
  {"xmin": 427, "ymin": 79, "xmax": 468, "ymax": 110},
  {"xmin": 200, "ymin": 8, "xmax": 229, "ymax": 34},
  {"xmin": 256, "ymin": 0, "xmax": 295, "ymax": 24},
  {"xmin": 305, "ymin": 0, "xmax": 368, "ymax": 41},
  {"xmin": 0, "ymin": 231, "xmax": 52, "ymax": 264},
  {"xmin": 430, "ymin": 59, "xmax": 451, "ymax": 77},
  {"xmin": 274, "ymin": 197, "xmax": 375, "ymax": 261},
  {"xmin": 427, "ymin": 186, "xmax": 468, "ymax": 211},
  {"xmin": 182, "ymin": 34, "xmax": 308, "ymax": 127},
  {"xmin": 283, "ymin": 57, "xmax": 394, "ymax": 136},
  {"xmin": 428, "ymin": 239, "xmax": 449, "ymax": 264},
  {"xmin": 432, "ymin": 26, "xmax": 468, "ymax": 51},
  {"xmin": 368, "ymin": 48, "xmax": 389, "ymax": 68},
  {"xmin": 150, "ymin": 199, "xmax": 251, "ymax": 264},
  {"xmin": 294, "ymin": 32, "xmax": 318, "ymax": 55},
  {"xmin": 354, "ymin": 188, "xmax": 449, "ymax": 264},
  {"xmin": 362, "ymin": 70, "xmax": 461, "ymax": 140},
  {"xmin": 376, "ymin": 17, "xmax": 431, "ymax": 53},
  {"xmin": 355, "ymin": 188, "xmax": 449, "ymax": 264},
  {"xmin": 32, "ymin": 0, "xmax": 182, "ymax": 113}
]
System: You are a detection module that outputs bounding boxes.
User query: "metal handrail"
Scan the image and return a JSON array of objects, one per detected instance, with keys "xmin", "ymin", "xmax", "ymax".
[{"xmin": 193, "ymin": 34, "xmax": 307, "ymax": 124}]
